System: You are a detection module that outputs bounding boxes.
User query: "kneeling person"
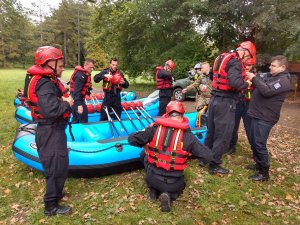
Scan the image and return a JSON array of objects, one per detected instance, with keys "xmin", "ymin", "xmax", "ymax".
[{"xmin": 128, "ymin": 101, "xmax": 212, "ymax": 212}]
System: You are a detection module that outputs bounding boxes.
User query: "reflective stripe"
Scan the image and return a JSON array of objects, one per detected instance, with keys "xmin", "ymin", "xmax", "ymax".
[
  {"xmin": 173, "ymin": 129, "xmax": 181, "ymax": 151},
  {"xmin": 155, "ymin": 125, "xmax": 162, "ymax": 147},
  {"xmin": 218, "ymin": 54, "xmax": 232, "ymax": 74}
]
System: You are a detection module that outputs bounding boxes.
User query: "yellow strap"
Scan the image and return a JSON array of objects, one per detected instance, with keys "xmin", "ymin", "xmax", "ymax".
[
  {"xmin": 218, "ymin": 54, "xmax": 232, "ymax": 74},
  {"xmin": 155, "ymin": 125, "xmax": 162, "ymax": 147},
  {"xmin": 27, "ymin": 76, "xmax": 35, "ymax": 101},
  {"xmin": 173, "ymin": 129, "xmax": 181, "ymax": 151}
]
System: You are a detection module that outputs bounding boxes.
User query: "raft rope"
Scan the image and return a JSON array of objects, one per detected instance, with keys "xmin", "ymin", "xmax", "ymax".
[
  {"xmin": 69, "ymin": 143, "xmax": 131, "ymax": 153},
  {"xmin": 18, "ymin": 123, "xmax": 37, "ymax": 135}
]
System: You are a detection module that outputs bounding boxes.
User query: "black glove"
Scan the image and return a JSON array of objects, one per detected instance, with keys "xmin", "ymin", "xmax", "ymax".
[{"xmin": 86, "ymin": 87, "xmax": 93, "ymax": 95}]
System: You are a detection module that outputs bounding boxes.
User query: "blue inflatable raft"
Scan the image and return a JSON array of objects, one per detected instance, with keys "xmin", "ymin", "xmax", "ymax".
[
  {"xmin": 13, "ymin": 91, "xmax": 137, "ymax": 108},
  {"xmin": 14, "ymin": 91, "xmax": 159, "ymax": 124},
  {"xmin": 12, "ymin": 112, "xmax": 207, "ymax": 177}
]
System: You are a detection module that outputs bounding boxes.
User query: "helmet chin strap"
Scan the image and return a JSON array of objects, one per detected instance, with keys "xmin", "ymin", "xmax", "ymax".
[{"xmin": 46, "ymin": 60, "xmax": 58, "ymax": 75}]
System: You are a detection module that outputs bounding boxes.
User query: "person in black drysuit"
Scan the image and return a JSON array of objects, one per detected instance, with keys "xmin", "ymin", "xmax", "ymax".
[
  {"xmin": 228, "ymin": 57, "xmax": 256, "ymax": 154},
  {"xmin": 246, "ymin": 55, "xmax": 291, "ymax": 181},
  {"xmin": 25, "ymin": 46, "xmax": 74, "ymax": 216},
  {"xmin": 156, "ymin": 60, "xmax": 176, "ymax": 116},
  {"xmin": 70, "ymin": 59, "xmax": 94, "ymax": 123},
  {"xmin": 94, "ymin": 57, "xmax": 129, "ymax": 121},
  {"xmin": 128, "ymin": 101, "xmax": 212, "ymax": 212},
  {"xmin": 205, "ymin": 41, "xmax": 256, "ymax": 175}
]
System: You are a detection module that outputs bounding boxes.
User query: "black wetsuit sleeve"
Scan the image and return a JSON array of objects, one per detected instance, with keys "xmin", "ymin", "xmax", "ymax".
[
  {"xmin": 157, "ymin": 69, "xmax": 173, "ymax": 81},
  {"xmin": 227, "ymin": 58, "xmax": 249, "ymax": 90},
  {"xmin": 73, "ymin": 71, "xmax": 87, "ymax": 105},
  {"xmin": 93, "ymin": 69, "xmax": 108, "ymax": 83},
  {"xmin": 36, "ymin": 78, "xmax": 70, "ymax": 118},
  {"xmin": 183, "ymin": 131, "xmax": 213, "ymax": 164},
  {"xmin": 128, "ymin": 126, "xmax": 157, "ymax": 147}
]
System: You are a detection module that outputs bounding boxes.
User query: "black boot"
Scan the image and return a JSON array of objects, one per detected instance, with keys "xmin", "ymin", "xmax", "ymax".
[
  {"xmin": 44, "ymin": 205, "xmax": 72, "ymax": 216},
  {"xmin": 149, "ymin": 188, "xmax": 158, "ymax": 201},
  {"xmin": 159, "ymin": 193, "xmax": 171, "ymax": 212},
  {"xmin": 209, "ymin": 165, "xmax": 230, "ymax": 175},
  {"xmin": 248, "ymin": 173, "xmax": 269, "ymax": 182}
]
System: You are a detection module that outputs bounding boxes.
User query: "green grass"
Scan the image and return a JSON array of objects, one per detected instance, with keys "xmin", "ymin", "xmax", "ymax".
[{"xmin": 0, "ymin": 69, "xmax": 299, "ymax": 224}]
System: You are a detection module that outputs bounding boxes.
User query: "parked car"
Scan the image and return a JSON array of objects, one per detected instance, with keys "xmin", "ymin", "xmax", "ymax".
[{"xmin": 172, "ymin": 71, "xmax": 197, "ymax": 101}]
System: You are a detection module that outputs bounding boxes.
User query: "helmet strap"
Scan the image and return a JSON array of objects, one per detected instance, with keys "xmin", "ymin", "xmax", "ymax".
[{"xmin": 46, "ymin": 60, "xmax": 58, "ymax": 75}]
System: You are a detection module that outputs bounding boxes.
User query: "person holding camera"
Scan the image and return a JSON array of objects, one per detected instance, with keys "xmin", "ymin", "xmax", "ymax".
[
  {"xmin": 94, "ymin": 57, "xmax": 129, "ymax": 121},
  {"xmin": 69, "ymin": 59, "xmax": 95, "ymax": 123},
  {"xmin": 182, "ymin": 62, "xmax": 212, "ymax": 112}
]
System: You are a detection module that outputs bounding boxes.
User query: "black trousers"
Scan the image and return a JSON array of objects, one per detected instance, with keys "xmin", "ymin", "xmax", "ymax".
[
  {"xmin": 205, "ymin": 96, "xmax": 236, "ymax": 166},
  {"xmin": 100, "ymin": 93, "xmax": 122, "ymax": 121},
  {"xmin": 36, "ymin": 124, "xmax": 69, "ymax": 209},
  {"xmin": 142, "ymin": 155, "xmax": 185, "ymax": 200},
  {"xmin": 158, "ymin": 96, "xmax": 171, "ymax": 116},
  {"xmin": 71, "ymin": 101, "xmax": 88, "ymax": 123},
  {"xmin": 229, "ymin": 100, "xmax": 251, "ymax": 148},
  {"xmin": 248, "ymin": 117, "xmax": 273, "ymax": 174}
]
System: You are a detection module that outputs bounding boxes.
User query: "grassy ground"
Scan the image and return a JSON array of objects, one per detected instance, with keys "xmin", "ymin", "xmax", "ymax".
[{"xmin": 0, "ymin": 69, "xmax": 299, "ymax": 224}]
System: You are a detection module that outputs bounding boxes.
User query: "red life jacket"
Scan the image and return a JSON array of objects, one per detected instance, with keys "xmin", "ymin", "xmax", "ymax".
[
  {"xmin": 103, "ymin": 70, "xmax": 123, "ymax": 91},
  {"xmin": 155, "ymin": 66, "xmax": 173, "ymax": 89},
  {"xmin": 212, "ymin": 52, "xmax": 246, "ymax": 91},
  {"xmin": 69, "ymin": 66, "xmax": 92, "ymax": 95},
  {"xmin": 25, "ymin": 65, "xmax": 70, "ymax": 120},
  {"xmin": 147, "ymin": 116, "xmax": 190, "ymax": 171}
]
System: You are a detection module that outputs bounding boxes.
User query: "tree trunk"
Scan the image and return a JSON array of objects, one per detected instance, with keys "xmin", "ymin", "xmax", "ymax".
[
  {"xmin": 64, "ymin": 31, "xmax": 67, "ymax": 67},
  {"xmin": 77, "ymin": 8, "xmax": 80, "ymax": 65}
]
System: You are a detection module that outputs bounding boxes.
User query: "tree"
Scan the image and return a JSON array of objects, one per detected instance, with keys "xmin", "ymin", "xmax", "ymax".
[
  {"xmin": 89, "ymin": 0, "xmax": 216, "ymax": 78},
  {"xmin": 0, "ymin": 0, "xmax": 36, "ymax": 67}
]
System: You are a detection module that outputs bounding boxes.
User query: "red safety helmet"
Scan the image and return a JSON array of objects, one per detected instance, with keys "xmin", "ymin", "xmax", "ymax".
[
  {"xmin": 238, "ymin": 41, "xmax": 256, "ymax": 58},
  {"xmin": 245, "ymin": 57, "xmax": 256, "ymax": 66},
  {"xmin": 35, "ymin": 46, "xmax": 64, "ymax": 65},
  {"xmin": 111, "ymin": 74, "xmax": 122, "ymax": 84},
  {"xmin": 165, "ymin": 60, "xmax": 176, "ymax": 71},
  {"xmin": 166, "ymin": 101, "xmax": 185, "ymax": 115}
]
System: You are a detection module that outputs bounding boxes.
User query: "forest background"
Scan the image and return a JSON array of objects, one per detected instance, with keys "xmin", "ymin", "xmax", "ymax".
[{"xmin": 1, "ymin": 0, "xmax": 300, "ymax": 79}]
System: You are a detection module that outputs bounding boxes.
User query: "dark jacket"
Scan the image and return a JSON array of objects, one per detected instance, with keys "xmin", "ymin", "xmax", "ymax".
[
  {"xmin": 212, "ymin": 55, "xmax": 249, "ymax": 98},
  {"xmin": 36, "ymin": 77, "xmax": 70, "ymax": 125},
  {"xmin": 71, "ymin": 71, "xmax": 89, "ymax": 106},
  {"xmin": 128, "ymin": 124, "xmax": 213, "ymax": 177},
  {"xmin": 247, "ymin": 71, "xmax": 291, "ymax": 124},
  {"xmin": 157, "ymin": 69, "xmax": 174, "ymax": 97},
  {"xmin": 94, "ymin": 68, "xmax": 129, "ymax": 96}
]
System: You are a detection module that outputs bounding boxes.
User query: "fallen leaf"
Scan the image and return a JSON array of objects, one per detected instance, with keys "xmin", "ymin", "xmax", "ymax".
[{"xmin": 285, "ymin": 194, "xmax": 294, "ymax": 201}]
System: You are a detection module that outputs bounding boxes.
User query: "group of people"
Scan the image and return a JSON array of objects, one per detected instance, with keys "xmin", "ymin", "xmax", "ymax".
[
  {"xmin": 22, "ymin": 42, "xmax": 291, "ymax": 215},
  {"xmin": 69, "ymin": 57, "xmax": 129, "ymax": 123},
  {"xmin": 131, "ymin": 41, "xmax": 291, "ymax": 212}
]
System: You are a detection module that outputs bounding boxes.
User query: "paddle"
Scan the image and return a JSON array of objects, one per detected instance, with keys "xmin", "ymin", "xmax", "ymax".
[
  {"xmin": 110, "ymin": 107, "xmax": 129, "ymax": 135},
  {"xmin": 121, "ymin": 102, "xmax": 139, "ymax": 131},
  {"xmin": 103, "ymin": 106, "xmax": 120, "ymax": 137},
  {"xmin": 126, "ymin": 102, "xmax": 147, "ymax": 129},
  {"xmin": 134, "ymin": 103, "xmax": 151, "ymax": 125},
  {"xmin": 135, "ymin": 101, "xmax": 155, "ymax": 122}
]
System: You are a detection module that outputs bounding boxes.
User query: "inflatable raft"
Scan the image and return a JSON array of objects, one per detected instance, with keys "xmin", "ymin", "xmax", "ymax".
[
  {"xmin": 12, "ymin": 112, "xmax": 207, "ymax": 177},
  {"xmin": 14, "ymin": 91, "xmax": 159, "ymax": 124},
  {"xmin": 13, "ymin": 91, "xmax": 137, "ymax": 108}
]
